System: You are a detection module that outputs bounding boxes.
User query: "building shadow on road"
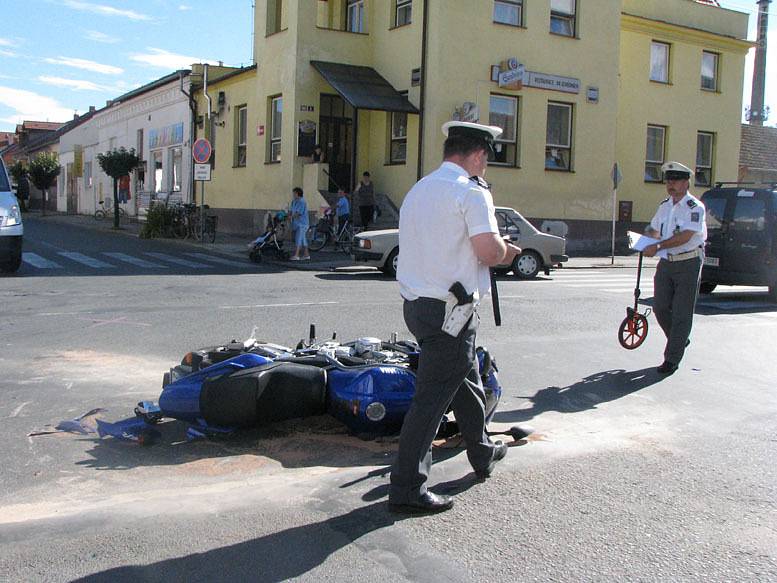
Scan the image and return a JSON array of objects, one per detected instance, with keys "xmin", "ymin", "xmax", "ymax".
[
  {"xmin": 71, "ymin": 501, "xmax": 408, "ymax": 583},
  {"xmin": 493, "ymin": 367, "xmax": 661, "ymax": 424}
]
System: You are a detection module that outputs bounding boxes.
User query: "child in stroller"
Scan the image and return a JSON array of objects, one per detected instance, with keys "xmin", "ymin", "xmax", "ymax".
[{"xmin": 248, "ymin": 210, "xmax": 290, "ymax": 262}]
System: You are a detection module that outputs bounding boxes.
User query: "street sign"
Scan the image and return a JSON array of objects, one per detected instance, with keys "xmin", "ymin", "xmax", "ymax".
[
  {"xmin": 611, "ymin": 163, "xmax": 623, "ymax": 189},
  {"xmin": 192, "ymin": 138, "xmax": 212, "ymax": 164},
  {"xmin": 194, "ymin": 163, "xmax": 211, "ymax": 181}
]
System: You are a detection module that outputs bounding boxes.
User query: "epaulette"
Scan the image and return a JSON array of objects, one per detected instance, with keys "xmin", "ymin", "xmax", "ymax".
[
  {"xmin": 660, "ymin": 197, "xmax": 670, "ymax": 204},
  {"xmin": 469, "ymin": 175, "xmax": 491, "ymax": 190},
  {"xmin": 687, "ymin": 199, "xmax": 697, "ymax": 208}
]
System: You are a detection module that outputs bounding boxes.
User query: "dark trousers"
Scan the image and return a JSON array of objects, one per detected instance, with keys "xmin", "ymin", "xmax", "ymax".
[
  {"xmin": 359, "ymin": 205, "xmax": 374, "ymax": 227},
  {"xmin": 653, "ymin": 256, "xmax": 702, "ymax": 364},
  {"xmin": 389, "ymin": 298, "xmax": 495, "ymax": 504}
]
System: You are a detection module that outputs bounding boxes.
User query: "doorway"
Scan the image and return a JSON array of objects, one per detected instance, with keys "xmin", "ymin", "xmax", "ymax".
[{"xmin": 318, "ymin": 94, "xmax": 353, "ymax": 192}]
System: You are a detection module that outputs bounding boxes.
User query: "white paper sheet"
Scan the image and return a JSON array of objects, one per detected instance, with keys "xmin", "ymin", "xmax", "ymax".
[{"xmin": 627, "ymin": 231, "xmax": 667, "ymax": 259}]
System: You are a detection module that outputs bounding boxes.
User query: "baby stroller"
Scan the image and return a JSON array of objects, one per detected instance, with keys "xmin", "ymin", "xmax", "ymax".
[{"xmin": 248, "ymin": 210, "xmax": 289, "ymax": 262}]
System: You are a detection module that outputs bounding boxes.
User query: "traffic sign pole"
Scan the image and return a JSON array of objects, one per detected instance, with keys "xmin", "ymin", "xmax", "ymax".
[{"xmin": 192, "ymin": 138, "xmax": 213, "ymax": 244}]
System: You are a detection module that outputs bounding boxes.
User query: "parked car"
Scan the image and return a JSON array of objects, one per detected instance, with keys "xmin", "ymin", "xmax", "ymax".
[
  {"xmin": 352, "ymin": 206, "xmax": 568, "ymax": 278},
  {"xmin": 700, "ymin": 182, "xmax": 777, "ymax": 302},
  {"xmin": 0, "ymin": 159, "xmax": 23, "ymax": 273}
]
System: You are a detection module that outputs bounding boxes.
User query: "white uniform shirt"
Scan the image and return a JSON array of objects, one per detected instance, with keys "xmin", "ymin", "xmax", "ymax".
[
  {"xmin": 649, "ymin": 192, "xmax": 707, "ymax": 254},
  {"xmin": 397, "ymin": 161, "xmax": 499, "ymax": 301}
]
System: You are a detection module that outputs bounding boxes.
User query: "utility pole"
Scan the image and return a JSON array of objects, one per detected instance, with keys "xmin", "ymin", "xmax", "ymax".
[{"xmin": 748, "ymin": 0, "xmax": 771, "ymax": 125}]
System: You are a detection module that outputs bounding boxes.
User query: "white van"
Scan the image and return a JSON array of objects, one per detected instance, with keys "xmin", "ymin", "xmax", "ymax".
[{"xmin": 0, "ymin": 158, "xmax": 23, "ymax": 273}]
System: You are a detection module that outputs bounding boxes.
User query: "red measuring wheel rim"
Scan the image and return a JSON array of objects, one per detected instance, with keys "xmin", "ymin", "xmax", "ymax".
[{"xmin": 618, "ymin": 313, "xmax": 649, "ymax": 350}]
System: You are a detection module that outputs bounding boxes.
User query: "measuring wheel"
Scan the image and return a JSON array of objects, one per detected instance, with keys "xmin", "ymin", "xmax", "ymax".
[{"xmin": 618, "ymin": 308, "xmax": 649, "ymax": 350}]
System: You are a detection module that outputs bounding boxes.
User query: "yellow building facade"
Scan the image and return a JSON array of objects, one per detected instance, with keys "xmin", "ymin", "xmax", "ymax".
[{"xmin": 194, "ymin": 0, "xmax": 750, "ymax": 250}]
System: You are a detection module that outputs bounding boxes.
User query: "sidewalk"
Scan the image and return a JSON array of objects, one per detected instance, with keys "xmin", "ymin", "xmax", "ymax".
[{"xmin": 28, "ymin": 211, "xmax": 658, "ymax": 272}]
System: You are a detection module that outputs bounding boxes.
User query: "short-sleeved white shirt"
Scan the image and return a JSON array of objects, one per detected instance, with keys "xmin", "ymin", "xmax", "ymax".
[
  {"xmin": 397, "ymin": 161, "xmax": 499, "ymax": 301},
  {"xmin": 649, "ymin": 192, "xmax": 707, "ymax": 254}
]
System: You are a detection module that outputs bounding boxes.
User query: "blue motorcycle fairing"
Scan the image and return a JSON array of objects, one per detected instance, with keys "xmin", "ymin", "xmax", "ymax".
[
  {"xmin": 96, "ymin": 417, "xmax": 160, "ymax": 445},
  {"xmin": 327, "ymin": 365, "xmax": 416, "ymax": 434},
  {"xmin": 159, "ymin": 353, "xmax": 273, "ymax": 421}
]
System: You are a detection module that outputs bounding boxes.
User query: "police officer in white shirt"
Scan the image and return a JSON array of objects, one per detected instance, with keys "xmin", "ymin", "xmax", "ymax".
[
  {"xmin": 388, "ymin": 121, "xmax": 521, "ymax": 515},
  {"xmin": 643, "ymin": 161, "xmax": 707, "ymax": 375}
]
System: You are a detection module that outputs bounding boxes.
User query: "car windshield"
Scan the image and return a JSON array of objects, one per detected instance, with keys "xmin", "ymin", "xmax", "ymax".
[
  {"xmin": 497, "ymin": 209, "xmax": 538, "ymax": 234},
  {"xmin": 0, "ymin": 164, "xmax": 10, "ymax": 192}
]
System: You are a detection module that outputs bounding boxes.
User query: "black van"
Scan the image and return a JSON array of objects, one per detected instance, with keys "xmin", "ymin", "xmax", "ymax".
[{"xmin": 700, "ymin": 182, "xmax": 777, "ymax": 302}]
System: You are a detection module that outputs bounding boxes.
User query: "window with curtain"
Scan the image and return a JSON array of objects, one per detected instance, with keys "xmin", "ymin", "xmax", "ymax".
[
  {"xmin": 650, "ymin": 41, "xmax": 670, "ymax": 83},
  {"xmin": 701, "ymin": 51, "xmax": 719, "ymax": 91},
  {"xmin": 494, "ymin": 0, "xmax": 523, "ymax": 26},
  {"xmin": 550, "ymin": 0, "xmax": 576, "ymax": 36},
  {"xmin": 395, "ymin": 0, "xmax": 411, "ymax": 27},
  {"xmin": 489, "ymin": 94, "xmax": 519, "ymax": 166},
  {"xmin": 347, "ymin": 0, "xmax": 366, "ymax": 33},
  {"xmin": 545, "ymin": 102, "xmax": 573, "ymax": 170},
  {"xmin": 644, "ymin": 125, "xmax": 666, "ymax": 182},
  {"xmin": 269, "ymin": 96, "xmax": 282, "ymax": 162},
  {"xmin": 695, "ymin": 131, "xmax": 714, "ymax": 187},
  {"xmin": 235, "ymin": 105, "xmax": 247, "ymax": 167},
  {"xmin": 389, "ymin": 110, "xmax": 408, "ymax": 163}
]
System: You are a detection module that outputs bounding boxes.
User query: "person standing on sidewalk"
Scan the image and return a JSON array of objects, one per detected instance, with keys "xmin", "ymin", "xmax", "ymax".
[
  {"xmin": 643, "ymin": 161, "xmax": 707, "ymax": 375},
  {"xmin": 388, "ymin": 121, "xmax": 521, "ymax": 515},
  {"xmin": 354, "ymin": 171, "xmax": 375, "ymax": 228},
  {"xmin": 334, "ymin": 188, "xmax": 351, "ymax": 237},
  {"xmin": 289, "ymin": 187, "xmax": 310, "ymax": 261},
  {"xmin": 16, "ymin": 174, "xmax": 29, "ymax": 213}
]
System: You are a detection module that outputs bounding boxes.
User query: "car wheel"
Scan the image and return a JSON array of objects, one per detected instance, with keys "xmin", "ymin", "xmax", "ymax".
[
  {"xmin": 512, "ymin": 250, "xmax": 542, "ymax": 279},
  {"xmin": 0, "ymin": 249, "xmax": 22, "ymax": 273},
  {"xmin": 698, "ymin": 282, "xmax": 717, "ymax": 295},
  {"xmin": 381, "ymin": 247, "xmax": 399, "ymax": 278}
]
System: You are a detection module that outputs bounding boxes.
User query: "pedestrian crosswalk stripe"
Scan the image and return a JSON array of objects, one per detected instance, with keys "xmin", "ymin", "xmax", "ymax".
[
  {"xmin": 103, "ymin": 252, "xmax": 168, "ymax": 269},
  {"xmin": 23, "ymin": 253, "xmax": 63, "ymax": 269},
  {"xmin": 562, "ymin": 282, "xmax": 650, "ymax": 288},
  {"xmin": 184, "ymin": 253, "xmax": 250, "ymax": 268},
  {"xmin": 58, "ymin": 252, "xmax": 115, "ymax": 269},
  {"xmin": 144, "ymin": 252, "xmax": 213, "ymax": 268}
]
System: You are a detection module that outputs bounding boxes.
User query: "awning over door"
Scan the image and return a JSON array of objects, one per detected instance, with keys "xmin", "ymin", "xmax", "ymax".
[{"xmin": 310, "ymin": 61, "xmax": 419, "ymax": 113}]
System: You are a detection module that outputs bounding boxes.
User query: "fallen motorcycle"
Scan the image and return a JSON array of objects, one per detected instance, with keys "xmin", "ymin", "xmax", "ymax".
[{"xmin": 97, "ymin": 325, "xmax": 524, "ymax": 444}]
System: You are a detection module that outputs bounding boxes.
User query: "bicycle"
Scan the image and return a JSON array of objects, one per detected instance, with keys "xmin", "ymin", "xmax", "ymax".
[
  {"xmin": 190, "ymin": 206, "xmax": 218, "ymax": 243},
  {"xmin": 307, "ymin": 209, "xmax": 354, "ymax": 254},
  {"xmin": 94, "ymin": 199, "xmax": 127, "ymax": 221}
]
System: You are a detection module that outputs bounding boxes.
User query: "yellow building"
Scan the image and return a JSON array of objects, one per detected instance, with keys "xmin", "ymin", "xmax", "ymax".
[{"xmin": 194, "ymin": 0, "xmax": 750, "ymax": 251}]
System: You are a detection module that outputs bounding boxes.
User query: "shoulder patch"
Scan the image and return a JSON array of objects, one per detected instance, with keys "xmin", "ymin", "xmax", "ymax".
[
  {"xmin": 687, "ymin": 199, "xmax": 697, "ymax": 208},
  {"xmin": 469, "ymin": 175, "xmax": 491, "ymax": 190}
]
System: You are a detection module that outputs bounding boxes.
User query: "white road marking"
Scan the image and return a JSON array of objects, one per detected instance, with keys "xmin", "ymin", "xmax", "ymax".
[
  {"xmin": 144, "ymin": 252, "xmax": 213, "ymax": 268},
  {"xmin": 220, "ymin": 301, "xmax": 339, "ymax": 309},
  {"xmin": 58, "ymin": 252, "xmax": 115, "ymax": 269},
  {"xmin": 562, "ymin": 282, "xmax": 651, "ymax": 288},
  {"xmin": 10, "ymin": 402, "xmax": 30, "ymax": 418},
  {"xmin": 22, "ymin": 253, "xmax": 63, "ymax": 269},
  {"xmin": 184, "ymin": 253, "xmax": 251, "ymax": 268},
  {"xmin": 103, "ymin": 252, "xmax": 167, "ymax": 269}
]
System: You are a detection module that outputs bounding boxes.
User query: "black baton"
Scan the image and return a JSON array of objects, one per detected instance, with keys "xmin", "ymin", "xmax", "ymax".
[{"xmin": 490, "ymin": 268, "xmax": 502, "ymax": 326}]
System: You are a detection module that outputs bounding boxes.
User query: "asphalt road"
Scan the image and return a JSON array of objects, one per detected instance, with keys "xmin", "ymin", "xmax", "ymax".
[{"xmin": 1, "ymin": 217, "xmax": 776, "ymax": 582}]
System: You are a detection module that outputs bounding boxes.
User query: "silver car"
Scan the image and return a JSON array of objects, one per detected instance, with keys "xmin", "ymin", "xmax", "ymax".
[{"xmin": 352, "ymin": 206, "xmax": 568, "ymax": 278}]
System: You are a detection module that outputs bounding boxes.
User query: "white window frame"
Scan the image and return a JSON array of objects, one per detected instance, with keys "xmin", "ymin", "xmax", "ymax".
[
  {"xmin": 545, "ymin": 102, "xmax": 573, "ymax": 171},
  {"xmin": 236, "ymin": 105, "xmax": 248, "ymax": 167},
  {"xmin": 696, "ymin": 131, "xmax": 714, "ymax": 187},
  {"xmin": 489, "ymin": 94, "xmax": 519, "ymax": 167},
  {"xmin": 270, "ymin": 96, "xmax": 282, "ymax": 163},
  {"xmin": 494, "ymin": 0, "xmax": 523, "ymax": 27},
  {"xmin": 550, "ymin": 0, "xmax": 576, "ymax": 37},
  {"xmin": 152, "ymin": 150, "xmax": 164, "ymax": 193},
  {"xmin": 644, "ymin": 124, "xmax": 666, "ymax": 183},
  {"xmin": 171, "ymin": 147, "xmax": 182, "ymax": 192},
  {"xmin": 395, "ymin": 0, "xmax": 412, "ymax": 27},
  {"xmin": 650, "ymin": 41, "xmax": 670, "ymax": 83},
  {"xmin": 347, "ymin": 0, "xmax": 366, "ymax": 33},
  {"xmin": 389, "ymin": 110, "xmax": 408, "ymax": 164},
  {"xmin": 701, "ymin": 51, "xmax": 719, "ymax": 92}
]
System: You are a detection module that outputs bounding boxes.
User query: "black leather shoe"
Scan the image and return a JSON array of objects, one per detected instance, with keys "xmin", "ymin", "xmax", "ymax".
[
  {"xmin": 657, "ymin": 361, "xmax": 678, "ymax": 375},
  {"xmin": 388, "ymin": 492, "xmax": 454, "ymax": 515},
  {"xmin": 475, "ymin": 440, "xmax": 508, "ymax": 479}
]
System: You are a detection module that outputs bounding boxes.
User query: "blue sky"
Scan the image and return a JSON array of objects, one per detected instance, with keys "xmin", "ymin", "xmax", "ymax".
[
  {"xmin": 0, "ymin": 1, "xmax": 774, "ymax": 133},
  {"xmin": 0, "ymin": 0, "xmax": 254, "ymax": 132}
]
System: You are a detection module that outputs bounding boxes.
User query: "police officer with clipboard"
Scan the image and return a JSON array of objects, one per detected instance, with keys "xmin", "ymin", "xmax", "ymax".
[
  {"xmin": 388, "ymin": 121, "xmax": 521, "ymax": 515},
  {"xmin": 643, "ymin": 161, "xmax": 707, "ymax": 375}
]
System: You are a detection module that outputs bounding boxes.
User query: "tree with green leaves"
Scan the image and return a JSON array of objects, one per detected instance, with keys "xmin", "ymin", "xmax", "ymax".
[
  {"xmin": 97, "ymin": 147, "xmax": 141, "ymax": 229},
  {"xmin": 28, "ymin": 152, "xmax": 60, "ymax": 217},
  {"xmin": 7, "ymin": 161, "xmax": 29, "ymax": 212}
]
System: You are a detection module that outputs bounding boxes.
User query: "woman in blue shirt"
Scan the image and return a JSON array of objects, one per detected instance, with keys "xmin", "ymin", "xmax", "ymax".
[{"xmin": 289, "ymin": 187, "xmax": 309, "ymax": 260}]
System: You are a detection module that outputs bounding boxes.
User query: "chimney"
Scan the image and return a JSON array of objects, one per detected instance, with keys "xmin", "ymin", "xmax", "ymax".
[
  {"xmin": 89, "ymin": 106, "xmax": 96, "ymax": 113},
  {"xmin": 749, "ymin": 0, "xmax": 771, "ymax": 125}
]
